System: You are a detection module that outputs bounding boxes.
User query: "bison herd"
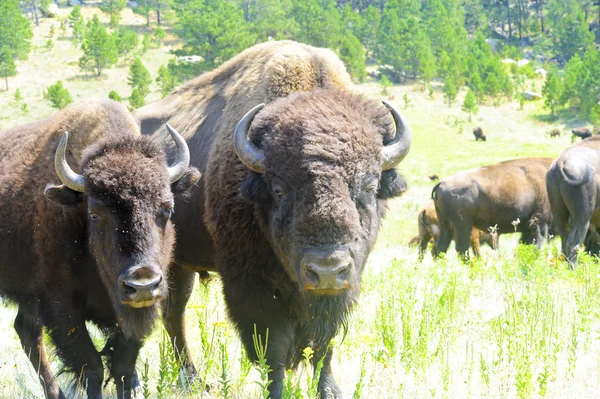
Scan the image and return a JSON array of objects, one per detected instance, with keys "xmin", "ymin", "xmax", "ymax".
[{"xmin": 0, "ymin": 40, "xmax": 597, "ymax": 399}]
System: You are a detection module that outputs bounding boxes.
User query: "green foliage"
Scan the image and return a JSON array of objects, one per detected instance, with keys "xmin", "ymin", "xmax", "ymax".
[
  {"xmin": 156, "ymin": 64, "xmax": 178, "ymax": 97},
  {"xmin": 252, "ymin": 325, "xmax": 272, "ymax": 398},
  {"xmin": 403, "ymin": 92, "xmax": 410, "ymax": 109},
  {"xmin": 129, "ymin": 87, "xmax": 145, "ymax": 110},
  {"xmin": 443, "ymin": 75, "xmax": 458, "ymax": 107},
  {"xmin": 462, "ymin": 89, "xmax": 479, "ymax": 120},
  {"xmin": 49, "ymin": 24, "xmax": 55, "ymax": 38},
  {"xmin": 45, "ymin": 39, "xmax": 53, "ymax": 51},
  {"xmin": 100, "ymin": 0, "xmax": 127, "ymax": 27},
  {"xmin": 590, "ymin": 105, "xmax": 600, "ymax": 128},
  {"xmin": 20, "ymin": 102, "xmax": 28, "ymax": 114},
  {"xmin": 128, "ymin": 57, "xmax": 152, "ymax": 98},
  {"xmin": 0, "ymin": 47, "xmax": 17, "ymax": 90},
  {"xmin": 80, "ymin": 15, "xmax": 118, "ymax": 76},
  {"xmin": 0, "ymin": 0, "xmax": 33, "ymax": 62},
  {"xmin": 108, "ymin": 90, "xmax": 122, "ymax": 101},
  {"xmin": 542, "ymin": 69, "xmax": 562, "ymax": 115},
  {"xmin": 338, "ymin": 32, "xmax": 366, "ymax": 82},
  {"xmin": 113, "ymin": 27, "xmax": 139, "ymax": 57},
  {"xmin": 173, "ymin": 0, "xmax": 256, "ymax": 75},
  {"xmin": 153, "ymin": 26, "xmax": 166, "ymax": 46},
  {"xmin": 380, "ymin": 75, "xmax": 392, "ymax": 96},
  {"xmin": 142, "ymin": 33, "xmax": 152, "ymax": 53},
  {"xmin": 546, "ymin": 0, "xmax": 594, "ymax": 61},
  {"xmin": 44, "ymin": 80, "xmax": 73, "ymax": 109},
  {"xmin": 68, "ymin": 6, "xmax": 85, "ymax": 43},
  {"xmin": 13, "ymin": 88, "xmax": 22, "ymax": 102}
]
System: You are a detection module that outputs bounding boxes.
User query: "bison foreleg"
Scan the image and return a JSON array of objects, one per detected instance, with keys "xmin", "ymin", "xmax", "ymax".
[
  {"xmin": 106, "ymin": 331, "xmax": 142, "ymax": 399},
  {"xmin": 162, "ymin": 265, "xmax": 199, "ymax": 384},
  {"xmin": 14, "ymin": 303, "xmax": 66, "ymax": 399},
  {"xmin": 316, "ymin": 347, "xmax": 342, "ymax": 399}
]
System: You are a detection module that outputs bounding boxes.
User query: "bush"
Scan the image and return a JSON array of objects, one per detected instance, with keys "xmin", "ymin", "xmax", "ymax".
[
  {"xmin": 44, "ymin": 80, "xmax": 73, "ymax": 109},
  {"xmin": 108, "ymin": 90, "xmax": 122, "ymax": 101}
]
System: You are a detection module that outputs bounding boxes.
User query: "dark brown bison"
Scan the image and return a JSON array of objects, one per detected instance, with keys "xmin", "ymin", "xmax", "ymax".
[
  {"xmin": 416, "ymin": 201, "xmax": 495, "ymax": 260},
  {"xmin": 0, "ymin": 99, "xmax": 199, "ymax": 398},
  {"xmin": 135, "ymin": 40, "xmax": 412, "ymax": 398},
  {"xmin": 572, "ymin": 127, "xmax": 592, "ymax": 140},
  {"xmin": 550, "ymin": 128, "xmax": 561, "ymax": 137},
  {"xmin": 432, "ymin": 158, "xmax": 553, "ymax": 260},
  {"xmin": 546, "ymin": 136, "xmax": 600, "ymax": 266},
  {"xmin": 473, "ymin": 127, "xmax": 487, "ymax": 141}
]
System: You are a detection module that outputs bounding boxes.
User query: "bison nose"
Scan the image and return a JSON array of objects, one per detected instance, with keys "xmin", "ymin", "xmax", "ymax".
[
  {"xmin": 118, "ymin": 267, "xmax": 164, "ymax": 308},
  {"xmin": 301, "ymin": 250, "xmax": 353, "ymax": 293}
]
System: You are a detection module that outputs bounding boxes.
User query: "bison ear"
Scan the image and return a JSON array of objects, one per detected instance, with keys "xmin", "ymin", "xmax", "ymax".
[
  {"xmin": 240, "ymin": 172, "xmax": 270, "ymax": 204},
  {"xmin": 171, "ymin": 167, "xmax": 201, "ymax": 195},
  {"xmin": 44, "ymin": 184, "xmax": 83, "ymax": 205},
  {"xmin": 378, "ymin": 169, "xmax": 408, "ymax": 200}
]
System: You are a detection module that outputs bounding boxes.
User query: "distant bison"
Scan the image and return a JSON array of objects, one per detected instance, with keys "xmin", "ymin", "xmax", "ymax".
[
  {"xmin": 572, "ymin": 127, "xmax": 592, "ymax": 140},
  {"xmin": 0, "ymin": 100, "xmax": 199, "ymax": 398},
  {"xmin": 473, "ymin": 127, "xmax": 487, "ymax": 141},
  {"xmin": 550, "ymin": 128, "xmax": 561, "ymax": 137},
  {"xmin": 135, "ymin": 41, "xmax": 412, "ymax": 398},
  {"xmin": 417, "ymin": 202, "xmax": 495, "ymax": 260},
  {"xmin": 432, "ymin": 158, "xmax": 553, "ymax": 260},
  {"xmin": 547, "ymin": 135, "xmax": 600, "ymax": 266}
]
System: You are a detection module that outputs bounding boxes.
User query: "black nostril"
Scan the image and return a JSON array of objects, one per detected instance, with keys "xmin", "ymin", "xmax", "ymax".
[
  {"xmin": 122, "ymin": 281, "xmax": 137, "ymax": 296},
  {"xmin": 151, "ymin": 277, "xmax": 162, "ymax": 292},
  {"xmin": 305, "ymin": 266, "xmax": 320, "ymax": 285},
  {"xmin": 337, "ymin": 264, "xmax": 351, "ymax": 280}
]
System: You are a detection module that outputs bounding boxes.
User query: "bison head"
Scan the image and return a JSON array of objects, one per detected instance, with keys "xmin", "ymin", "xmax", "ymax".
[
  {"xmin": 236, "ymin": 90, "xmax": 410, "ymax": 300},
  {"xmin": 44, "ymin": 126, "xmax": 200, "ymax": 340}
]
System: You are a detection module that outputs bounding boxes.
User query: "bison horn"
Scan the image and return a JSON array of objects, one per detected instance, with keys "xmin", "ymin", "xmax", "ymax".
[
  {"xmin": 165, "ymin": 124, "xmax": 191, "ymax": 183},
  {"xmin": 234, "ymin": 103, "xmax": 266, "ymax": 173},
  {"xmin": 381, "ymin": 100, "xmax": 413, "ymax": 171},
  {"xmin": 54, "ymin": 131, "xmax": 85, "ymax": 192}
]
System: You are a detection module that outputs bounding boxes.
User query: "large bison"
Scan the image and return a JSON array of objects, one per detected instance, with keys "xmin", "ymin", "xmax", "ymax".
[
  {"xmin": 135, "ymin": 40, "xmax": 412, "ymax": 398},
  {"xmin": 546, "ymin": 136, "xmax": 600, "ymax": 266},
  {"xmin": 473, "ymin": 127, "xmax": 487, "ymax": 141},
  {"xmin": 416, "ymin": 201, "xmax": 495, "ymax": 260},
  {"xmin": 432, "ymin": 158, "xmax": 553, "ymax": 260},
  {"xmin": 572, "ymin": 127, "xmax": 592, "ymax": 140},
  {"xmin": 0, "ymin": 99, "xmax": 199, "ymax": 398}
]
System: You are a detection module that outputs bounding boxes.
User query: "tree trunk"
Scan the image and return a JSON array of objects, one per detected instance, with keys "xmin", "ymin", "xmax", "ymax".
[
  {"xmin": 539, "ymin": 0, "xmax": 544, "ymax": 32},
  {"xmin": 506, "ymin": 0, "xmax": 512, "ymax": 39},
  {"xmin": 5, "ymin": 76, "xmax": 8, "ymax": 91},
  {"xmin": 32, "ymin": 0, "xmax": 40, "ymax": 26},
  {"xmin": 157, "ymin": 8, "xmax": 161, "ymax": 25}
]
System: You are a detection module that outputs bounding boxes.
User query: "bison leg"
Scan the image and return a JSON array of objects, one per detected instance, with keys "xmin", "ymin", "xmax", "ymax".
[
  {"xmin": 418, "ymin": 231, "xmax": 432, "ymax": 261},
  {"xmin": 432, "ymin": 223, "xmax": 452, "ymax": 258},
  {"xmin": 163, "ymin": 265, "xmax": 199, "ymax": 382},
  {"xmin": 222, "ymin": 276, "xmax": 292, "ymax": 399},
  {"xmin": 107, "ymin": 331, "xmax": 142, "ymax": 399},
  {"xmin": 469, "ymin": 229, "xmax": 481, "ymax": 258},
  {"xmin": 316, "ymin": 347, "xmax": 342, "ymax": 399},
  {"xmin": 454, "ymin": 223, "xmax": 472, "ymax": 261},
  {"xmin": 45, "ymin": 302, "xmax": 104, "ymax": 399},
  {"xmin": 14, "ymin": 303, "xmax": 65, "ymax": 399},
  {"xmin": 565, "ymin": 218, "xmax": 591, "ymax": 267}
]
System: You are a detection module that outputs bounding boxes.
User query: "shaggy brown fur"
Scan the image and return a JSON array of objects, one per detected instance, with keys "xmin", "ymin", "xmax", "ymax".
[
  {"xmin": 550, "ymin": 128, "xmax": 561, "ymax": 137},
  {"xmin": 473, "ymin": 126, "xmax": 487, "ymax": 141},
  {"xmin": 572, "ymin": 127, "xmax": 592, "ymax": 140},
  {"xmin": 0, "ymin": 99, "xmax": 198, "ymax": 399},
  {"xmin": 416, "ymin": 201, "xmax": 495, "ymax": 260},
  {"xmin": 432, "ymin": 157, "xmax": 553, "ymax": 260},
  {"xmin": 546, "ymin": 135, "xmax": 600, "ymax": 266},
  {"xmin": 135, "ymin": 41, "xmax": 409, "ymax": 398}
]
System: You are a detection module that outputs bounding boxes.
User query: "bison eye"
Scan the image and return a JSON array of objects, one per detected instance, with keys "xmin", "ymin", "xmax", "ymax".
[
  {"xmin": 364, "ymin": 181, "xmax": 379, "ymax": 194},
  {"xmin": 88, "ymin": 212, "xmax": 100, "ymax": 221},
  {"xmin": 159, "ymin": 206, "xmax": 173, "ymax": 220},
  {"xmin": 271, "ymin": 180, "xmax": 286, "ymax": 202}
]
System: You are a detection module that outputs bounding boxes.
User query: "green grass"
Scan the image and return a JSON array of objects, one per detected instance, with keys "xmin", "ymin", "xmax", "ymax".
[{"xmin": 2, "ymin": 5, "xmax": 600, "ymax": 399}]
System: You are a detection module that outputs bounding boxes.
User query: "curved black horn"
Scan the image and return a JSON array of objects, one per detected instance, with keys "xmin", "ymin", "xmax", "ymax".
[
  {"xmin": 54, "ymin": 131, "xmax": 85, "ymax": 192},
  {"xmin": 165, "ymin": 124, "xmax": 191, "ymax": 183},
  {"xmin": 234, "ymin": 103, "xmax": 265, "ymax": 173},
  {"xmin": 381, "ymin": 100, "xmax": 413, "ymax": 171}
]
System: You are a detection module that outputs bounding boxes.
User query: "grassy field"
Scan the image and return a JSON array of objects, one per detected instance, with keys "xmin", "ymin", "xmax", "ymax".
[{"xmin": 2, "ymin": 5, "xmax": 600, "ymax": 399}]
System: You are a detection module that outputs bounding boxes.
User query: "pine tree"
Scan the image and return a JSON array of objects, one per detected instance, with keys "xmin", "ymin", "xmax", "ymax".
[
  {"xmin": 80, "ymin": 15, "xmax": 118, "ymax": 76},
  {"xmin": 156, "ymin": 64, "xmax": 178, "ymax": 97},
  {"xmin": 100, "ymin": 0, "xmax": 127, "ymax": 27},
  {"xmin": 0, "ymin": 0, "xmax": 33, "ymax": 87},
  {"xmin": 338, "ymin": 32, "xmax": 367, "ymax": 82},
  {"xmin": 462, "ymin": 89, "xmax": 479, "ymax": 121},
  {"xmin": 108, "ymin": 90, "xmax": 122, "ymax": 101},
  {"xmin": 129, "ymin": 88, "xmax": 145, "ymax": 109},
  {"xmin": 484, "ymin": 73, "xmax": 500, "ymax": 102},
  {"xmin": 128, "ymin": 58, "xmax": 152, "ymax": 98},
  {"xmin": 443, "ymin": 75, "xmax": 458, "ymax": 107},
  {"xmin": 113, "ymin": 27, "xmax": 139, "ymax": 57},
  {"xmin": 542, "ymin": 69, "xmax": 562, "ymax": 115},
  {"xmin": 0, "ymin": 47, "xmax": 17, "ymax": 90},
  {"xmin": 380, "ymin": 75, "xmax": 392, "ymax": 96},
  {"xmin": 68, "ymin": 5, "xmax": 85, "ymax": 43},
  {"xmin": 44, "ymin": 81, "xmax": 73, "ymax": 109}
]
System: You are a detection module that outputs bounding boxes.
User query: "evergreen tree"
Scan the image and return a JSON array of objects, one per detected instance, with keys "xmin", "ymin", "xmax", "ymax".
[
  {"xmin": 44, "ymin": 81, "xmax": 73, "ymax": 109},
  {"xmin": 108, "ymin": 90, "xmax": 122, "ymax": 101},
  {"xmin": 0, "ymin": 47, "xmax": 17, "ymax": 90},
  {"xmin": 484, "ymin": 73, "xmax": 500, "ymax": 102},
  {"xmin": 462, "ymin": 89, "xmax": 478, "ymax": 121},
  {"xmin": 240, "ymin": 0, "xmax": 297, "ymax": 41},
  {"xmin": 590, "ymin": 104, "xmax": 600, "ymax": 129},
  {"xmin": 154, "ymin": 26, "xmax": 166, "ymax": 46},
  {"xmin": 542, "ymin": 69, "xmax": 562, "ymax": 115},
  {"xmin": 0, "ymin": 0, "xmax": 33, "ymax": 70},
  {"xmin": 338, "ymin": 32, "xmax": 367, "ymax": 82},
  {"xmin": 380, "ymin": 75, "xmax": 392, "ymax": 96},
  {"xmin": 100, "ymin": 0, "xmax": 127, "ymax": 27},
  {"xmin": 173, "ymin": 0, "xmax": 256, "ymax": 75},
  {"xmin": 156, "ymin": 64, "xmax": 178, "ymax": 97},
  {"xmin": 129, "ymin": 87, "xmax": 145, "ymax": 109},
  {"xmin": 547, "ymin": 0, "xmax": 594, "ymax": 60},
  {"xmin": 113, "ymin": 27, "xmax": 139, "ymax": 57},
  {"xmin": 443, "ymin": 75, "xmax": 458, "ymax": 107},
  {"xmin": 68, "ymin": 5, "xmax": 85, "ymax": 43},
  {"xmin": 14, "ymin": 88, "xmax": 23, "ymax": 102},
  {"xmin": 80, "ymin": 15, "xmax": 118, "ymax": 76},
  {"xmin": 128, "ymin": 58, "xmax": 152, "ymax": 98}
]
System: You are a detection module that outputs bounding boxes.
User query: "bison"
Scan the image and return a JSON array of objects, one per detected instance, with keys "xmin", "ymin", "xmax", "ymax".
[
  {"xmin": 572, "ymin": 127, "xmax": 592, "ymax": 140},
  {"xmin": 416, "ymin": 201, "xmax": 495, "ymax": 260},
  {"xmin": 432, "ymin": 158, "xmax": 553, "ymax": 260},
  {"xmin": 546, "ymin": 136, "xmax": 600, "ymax": 266},
  {"xmin": 550, "ymin": 128, "xmax": 561, "ymax": 137},
  {"xmin": 473, "ymin": 127, "xmax": 487, "ymax": 141},
  {"xmin": 135, "ymin": 40, "xmax": 412, "ymax": 398},
  {"xmin": 0, "ymin": 99, "xmax": 199, "ymax": 398}
]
